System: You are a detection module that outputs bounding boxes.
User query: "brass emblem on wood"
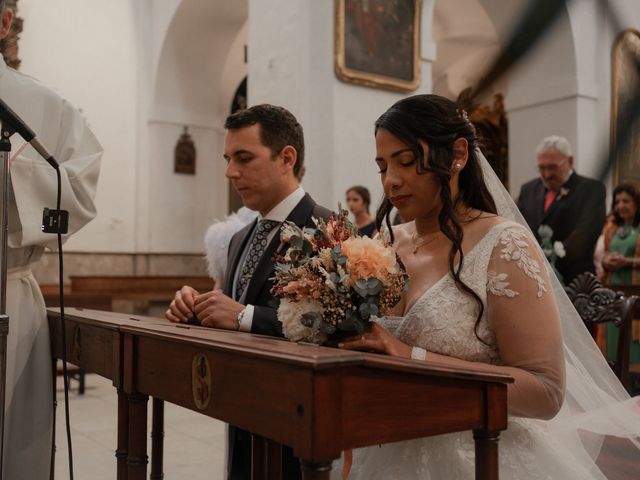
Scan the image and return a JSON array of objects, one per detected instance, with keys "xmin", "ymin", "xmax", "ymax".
[{"xmin": 191, "ymin": 353, "xmax": 211, "ymax": 410}]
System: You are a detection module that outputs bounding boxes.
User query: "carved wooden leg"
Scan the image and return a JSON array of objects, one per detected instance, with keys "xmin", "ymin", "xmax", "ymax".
[
  {"xmin": 150, "ymin": 398, "xmax": 164, "ymax": 480},
  {"xmin": 473, "ymin": 429, "xmax": 500, "ymax": 480},
  {"xmin": 78, "ymin": 368, "xmax": 86, "ymax": 395},
  {"xmin": 127, "ymin": 392, "xmax": 149, "ymax": 480},
  {"xmin": 300, "ymin": 460, "xmax": 332, "ymax": 480},
  {"xmin": 251, "ymin": 434, "xmax": 282, "ymax": 480},
  {"xmin": 116, "ymin": 388, "xmax": 129, "ymax": 480}
]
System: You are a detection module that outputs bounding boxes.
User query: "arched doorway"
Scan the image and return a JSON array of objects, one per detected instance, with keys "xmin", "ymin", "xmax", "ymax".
[{"xmin": 145, "ymin": 0, "xmax": 248, "ymax": 252}]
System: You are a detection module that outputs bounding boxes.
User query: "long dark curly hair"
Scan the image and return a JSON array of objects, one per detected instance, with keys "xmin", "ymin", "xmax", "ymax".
[{"xmin": 374, "ymin": 94, "xmax": 498, "ymax": 342}]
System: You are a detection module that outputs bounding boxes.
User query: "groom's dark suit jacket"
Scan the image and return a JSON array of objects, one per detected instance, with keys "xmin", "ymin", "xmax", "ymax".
[
  {"xmin": 222, "ymin": 193, "xmax": 331, "ymax": 480},
  {"xmin": 516, "ymin": 172, "xmax": 605, "ymax": 284}
]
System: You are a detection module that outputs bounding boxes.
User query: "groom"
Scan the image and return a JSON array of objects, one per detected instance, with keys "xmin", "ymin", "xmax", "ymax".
[{"xmin": 166, "ymin": 104, "xmax": 330, "ymax": 479}]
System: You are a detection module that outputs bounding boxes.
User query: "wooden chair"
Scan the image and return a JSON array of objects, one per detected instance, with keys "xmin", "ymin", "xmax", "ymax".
[{"xmin": 565, "ymin": 272, "xmax": 639, "ymax": 391}]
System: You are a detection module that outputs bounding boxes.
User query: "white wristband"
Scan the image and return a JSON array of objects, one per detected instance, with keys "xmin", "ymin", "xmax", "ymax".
[{"xmin": 411, "ymin": 346, "xmax": 427, "ymax": 361}]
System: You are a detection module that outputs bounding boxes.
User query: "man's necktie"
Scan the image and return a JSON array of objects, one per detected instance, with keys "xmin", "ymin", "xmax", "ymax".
[
  {"xmin": 235, "ymin": 219, "xmax": 280, "ymax": 300},
  {"xmin": 544, "ymin": 190, "xmax": 557, "ymax": 213}
]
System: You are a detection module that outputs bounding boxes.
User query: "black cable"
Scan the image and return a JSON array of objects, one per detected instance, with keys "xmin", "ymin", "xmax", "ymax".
[{"xmin": 54, "ymin": 165, "xmax": 74, "ymax": 480}]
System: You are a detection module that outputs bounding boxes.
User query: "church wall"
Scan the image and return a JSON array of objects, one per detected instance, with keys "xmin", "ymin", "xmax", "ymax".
[
  {"xmin": 18, "ymin": 0, "xmax": 140, "ymax": 252},
  {"xmin": 567, "ymin": 0, "xmax": 613, "ymax": 182},
  {"xmin": 145, "ymin": 1, "xmax": 247, "ymax": 254},
  {"xmin": 13, "ymin": 0, "xmax": 640, "ymax": 284},
  {"xmin": 497, "ymin": 3, "xmax": 581, "ymax": 197},
  {"xmin": 16, "ymin": 0, "xmax": 248, "ymax": 258},
  {"xmin": 507, "ymin": 98, "xmax": 578, "ymax": 192},
  {"xmin": 507, "ymin": 0, "xmax": 639, "ymax": 196},
  {"xmin": 18, "ymin": 0, "xmax": 250, "ymax": 284},
  {"xmin": 430, "ymin": 0, "xmax": 638, "ymax": 198},
  {"xmin": 248, "ymin": 0, "xmax": 435, "ymax": 214}
]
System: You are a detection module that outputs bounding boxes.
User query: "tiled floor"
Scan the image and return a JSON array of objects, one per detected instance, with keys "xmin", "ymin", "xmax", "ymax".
[{"xmin": 54, "ymin": 374, "xmax": 226, "ymax": 479}]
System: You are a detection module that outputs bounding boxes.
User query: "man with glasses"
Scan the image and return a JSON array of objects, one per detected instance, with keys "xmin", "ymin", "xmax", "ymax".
[{"xmin": 517, "ymin": 135, "xmax": 605, "ymax": 283}]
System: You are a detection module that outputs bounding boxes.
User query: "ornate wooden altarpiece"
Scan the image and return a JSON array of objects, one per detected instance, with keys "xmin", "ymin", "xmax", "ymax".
[
  {"xmin": 457, "ymin": 88, "xmax": 509, "ymax": 191},
  {"xmin": 0, "ymin": 0, "xmax": 22, "ymax": 69}
]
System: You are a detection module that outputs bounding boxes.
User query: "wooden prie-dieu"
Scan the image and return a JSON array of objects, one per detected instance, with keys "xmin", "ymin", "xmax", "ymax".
[{"xmin": 48, "ymin": 308, "xmax": 513, "ymax": 479}]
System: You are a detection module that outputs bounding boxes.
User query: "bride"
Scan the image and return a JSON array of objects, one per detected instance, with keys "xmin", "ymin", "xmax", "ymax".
[{"xmin": 337, "ymin": 94, "xmax": 640, "ymax": 479}]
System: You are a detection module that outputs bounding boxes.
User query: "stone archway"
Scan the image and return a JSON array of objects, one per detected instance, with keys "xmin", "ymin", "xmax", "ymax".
[{"xmin": 144, "ymin": 0, "xmax": 248, "ymax": 253}]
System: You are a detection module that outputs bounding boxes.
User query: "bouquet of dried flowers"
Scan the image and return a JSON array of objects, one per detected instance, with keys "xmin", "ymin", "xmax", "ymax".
[{"xmin": 271, "ymin": 207, "xmax": 408, "ymax": 344}]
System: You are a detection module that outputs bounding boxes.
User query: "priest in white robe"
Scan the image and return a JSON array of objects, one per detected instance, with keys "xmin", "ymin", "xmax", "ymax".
[{"xmin": 0, "ymin": 3, "xmax": 103, "ymax": 478}]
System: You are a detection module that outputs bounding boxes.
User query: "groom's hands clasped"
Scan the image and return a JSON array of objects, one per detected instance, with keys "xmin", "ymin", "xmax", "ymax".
[
  {"xmin": 165, "ymin": 286, "xmax": 244, "ymax": 330},
  {"xmin": 165, "ymin": 285, "xmax": 199, "ymax": 323},
  {"xmin": 192, "ymin": 289, "xmax": 244, "ymax": 330}
]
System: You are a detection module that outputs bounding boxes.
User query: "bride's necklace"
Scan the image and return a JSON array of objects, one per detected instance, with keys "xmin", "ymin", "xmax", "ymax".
[{"xmin": 411, "ymin": 230, "xmax": 442, "ymax": 254}]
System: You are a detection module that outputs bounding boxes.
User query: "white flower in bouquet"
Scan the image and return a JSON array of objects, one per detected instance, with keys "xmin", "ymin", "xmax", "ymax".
[
  {"xmin": 277, "ymin": 298, "xmax": 327, "ymax": 344},
  {"xmin": 538, "ymin": 224, "xmax": 553, "ymax": 239},
  {"xmin": 537, "ymin": 224, "xmax": 564, "ymax": 283}
]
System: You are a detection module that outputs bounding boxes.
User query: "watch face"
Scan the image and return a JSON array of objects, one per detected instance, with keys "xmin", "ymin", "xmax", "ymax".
[{"xmin": 236, "ymin": 308, "xmax": 247, "ymax": 329}]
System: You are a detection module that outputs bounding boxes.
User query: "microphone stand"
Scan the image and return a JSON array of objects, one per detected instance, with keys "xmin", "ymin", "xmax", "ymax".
[{"xmin": 0, "ymin": 121, "xmax": 15, "ymax": 479}]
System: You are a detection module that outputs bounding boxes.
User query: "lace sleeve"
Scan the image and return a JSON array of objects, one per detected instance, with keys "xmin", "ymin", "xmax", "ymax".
[{"xmin": 485, "ymin": 225, "xmax": 566, "ymax": 419}]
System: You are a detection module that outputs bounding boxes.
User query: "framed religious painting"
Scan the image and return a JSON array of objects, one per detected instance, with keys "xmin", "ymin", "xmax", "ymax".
[
  {"xmin": 611, "ymin": 29, "xmax": 640, "ymax": 185},
  {"xmin": 334, "ymin": 0, "xmax": 422, "ymax": 92}
]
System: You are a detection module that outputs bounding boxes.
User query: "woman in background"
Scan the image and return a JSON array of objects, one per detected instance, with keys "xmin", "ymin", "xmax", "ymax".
[
  {"xmin": 597, "ymin": 182, "xmax": 640, "ymax": 285},
  {"xmin": 346, "ymin": 185, "xmax": 377, "ymax": 237},
  {"xmin": 595, "ymin": 181, "xmax": 640, "ymax": 367}
]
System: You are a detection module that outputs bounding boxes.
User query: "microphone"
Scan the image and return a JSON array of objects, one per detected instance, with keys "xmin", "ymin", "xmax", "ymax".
[{"xmin": 0, "ymin": 96, "xmax": 59, "ymax": 169}]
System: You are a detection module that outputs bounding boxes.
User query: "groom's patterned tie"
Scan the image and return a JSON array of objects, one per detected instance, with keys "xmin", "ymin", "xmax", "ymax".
[{"xmin": 235, "ymin": 219, "xmax": 280, "ymax": 300}]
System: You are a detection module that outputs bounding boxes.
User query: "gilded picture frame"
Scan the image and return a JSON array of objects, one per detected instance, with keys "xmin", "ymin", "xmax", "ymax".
[
  {"xmin": 334, "ymin": 0, "xmax": 422, "ymax": 93},
  {"xmin": 611, "ymin": 29, "xmax": 640, "ymax": 186}
]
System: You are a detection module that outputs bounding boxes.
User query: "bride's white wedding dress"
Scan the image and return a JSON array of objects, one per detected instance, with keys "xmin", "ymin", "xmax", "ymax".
[{"xmin": 343, "ymin": 220, "xmax": 613, "ymax": 479}]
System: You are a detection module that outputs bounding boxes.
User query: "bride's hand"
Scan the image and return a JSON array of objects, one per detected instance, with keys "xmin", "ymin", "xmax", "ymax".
[{"xmin": 337, "ymin": 323, "xmax": 412, "ymax": 358}]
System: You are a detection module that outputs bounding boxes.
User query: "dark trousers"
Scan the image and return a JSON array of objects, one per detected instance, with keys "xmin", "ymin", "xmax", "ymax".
[{"xmin": 228, "ymin": 426, "xmax": 302, "ymax": 480}]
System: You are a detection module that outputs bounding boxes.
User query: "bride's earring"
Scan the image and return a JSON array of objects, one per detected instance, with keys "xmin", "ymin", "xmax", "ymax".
[{"xmin": 453, "ymin": 163, "xmax": 462, "ymax": 172}]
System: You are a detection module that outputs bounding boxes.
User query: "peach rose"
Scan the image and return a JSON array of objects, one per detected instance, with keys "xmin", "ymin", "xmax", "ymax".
[{"xmin": 340, "ymin": 237, "xmax": 399, "ymax": 283}]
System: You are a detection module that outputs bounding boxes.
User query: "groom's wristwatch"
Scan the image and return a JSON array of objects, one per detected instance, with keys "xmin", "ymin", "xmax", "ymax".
[{"xmin": 236, "ymin": 307, "xmax": 247, "ymax": 331}]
